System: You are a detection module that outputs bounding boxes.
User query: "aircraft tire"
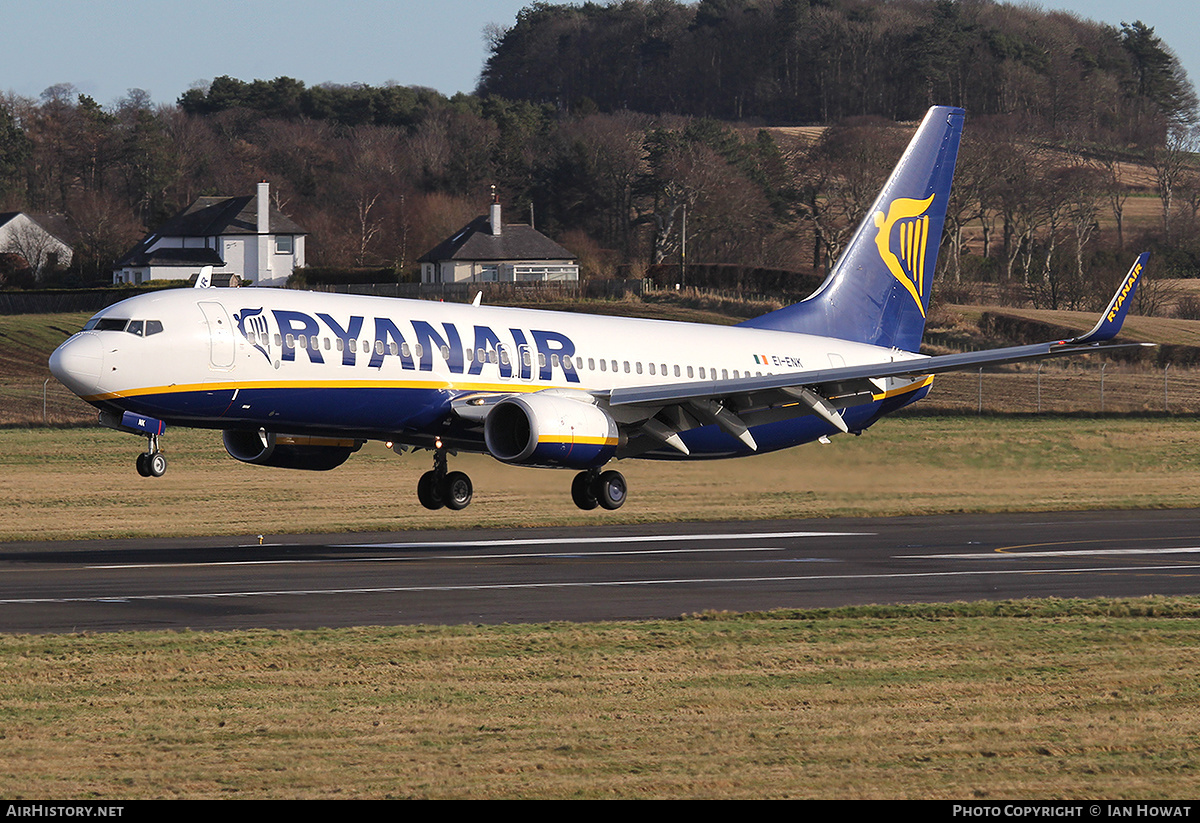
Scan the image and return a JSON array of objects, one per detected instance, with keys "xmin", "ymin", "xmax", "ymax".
[
  {"xmin": 571, "ymin": 471, "xmax": 599, "ymax": 510},
  {"xmin": 594, "ymin": 470, "xmax": 627, "ymax": 510},
  {"xmin": 136, "ymin": 453, "xmax": 152, "ymax": 477},
  {"xmin": 148, "ymin": 453, "xmax": 167, "ymax": 477},
  {"xmin": 417, "ymin": 471, "xmax": 445, "ymax": 510},
  {"xmin": 441, "ymin": 471, "xmax": 473, "ymax": 511}
]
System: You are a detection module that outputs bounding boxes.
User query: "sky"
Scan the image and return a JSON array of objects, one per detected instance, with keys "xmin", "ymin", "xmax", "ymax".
[{"xmin": 0, "ymin": 0, "xmax": 1197, "ymax": 112}]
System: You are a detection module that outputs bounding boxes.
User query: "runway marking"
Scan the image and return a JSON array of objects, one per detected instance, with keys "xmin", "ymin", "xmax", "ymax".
[
  {"xmin": 909, "ymin": 547, "xmax": 1200, "ymax": 560},
  {"xmin": 85, "ymin": 546, "xmax": 792, "ymax": 570},
  {"xmin": 5, "ymin": 563, "xmax": 1200, "ymax": 606},
  {"xmin": 331, "ymin": 531, "xmax": 869, "ymax": 549},
  {"xmin": 83, "ymin": 531, "xmax": 868, "ymax": 570}
]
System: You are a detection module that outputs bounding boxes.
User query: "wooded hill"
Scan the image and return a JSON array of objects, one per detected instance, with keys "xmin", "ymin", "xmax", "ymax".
[{"xmin": 0, "ymin": 0, "xmax": 1197, "ymax": 318}]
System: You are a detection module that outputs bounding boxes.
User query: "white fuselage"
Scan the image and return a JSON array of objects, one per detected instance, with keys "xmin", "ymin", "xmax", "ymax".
[{"xmin": 51, "ymin": 287, "xmax": 930, "ymax": 457}]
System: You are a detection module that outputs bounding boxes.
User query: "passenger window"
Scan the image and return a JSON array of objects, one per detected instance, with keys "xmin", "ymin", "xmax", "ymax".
[
  {"xmin": 722, "ymin": 369, "xmax": 728, "ymax": 380},
  {"xmin": 401, "ymin": 343, "xmax": 410, "ymax": 358},
  {"xmin": 636, "ymin": 362, "xmax": 643, "ymax": 375},
  {"xmin": 699, "ymin": 367, "xmax": 706, "ymax": 379},
  {"xmin": 336, "ymin": 338, "xmax": 344, "ymax": 352},
  {"xmin": 599, "ymin": 359, "xmax": 606, "ymax": 372},
  {"xmin": 648, "ymin": 363, "xmax": 655, "ymax": 375},
  {"xmin": 588, "ymin": 358, "xmax": 595, "ymax": 371},
  {"xmin": 674, "ymin": 365, "xmax": 680, "ymax": 377},
  {"xmin": 623, "ymin": 361, "xmax": 630, "ymax": 374},
  {"xmin": 687, "ymin": 366, "xmax": 693, "ymax": 378}
]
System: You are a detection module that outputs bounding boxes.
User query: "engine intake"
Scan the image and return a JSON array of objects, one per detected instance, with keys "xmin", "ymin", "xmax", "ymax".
[
  {"xmin": 223, "ymin": 429, "xmax": 361, "ymax": 471},
  {"xmin": 484, "ymin": 393, "xmax": 618, "ymax": 469}
]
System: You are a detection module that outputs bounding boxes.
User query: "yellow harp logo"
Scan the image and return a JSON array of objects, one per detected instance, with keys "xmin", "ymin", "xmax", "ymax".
[{"xmin": 873, "ymin": 194, "xmax": 935, "ymax": 317}]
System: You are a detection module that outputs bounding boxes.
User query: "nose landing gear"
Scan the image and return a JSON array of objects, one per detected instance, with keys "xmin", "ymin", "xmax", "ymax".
[
  {"xmin": 98, "ymin": 412, "xmax": 168, "ymax": 478},
  {"xmin": 135, "ymin": 437, "xmax": 168, "ymax": 478}
]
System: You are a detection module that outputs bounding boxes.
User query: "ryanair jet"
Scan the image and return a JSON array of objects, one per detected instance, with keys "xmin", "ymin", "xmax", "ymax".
[{"xmin": 49, "ymin": 107, "xmax": 1148, "ymax": 512}]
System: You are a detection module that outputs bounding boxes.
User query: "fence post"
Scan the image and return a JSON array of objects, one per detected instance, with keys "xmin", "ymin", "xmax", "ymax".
[
  {"xmin": 1037, "ymin": 364, "xmax": 1042, "ymax": 413},
  {"xmin": 1165, "ymin": 363, "xmax": 1170, "ymax": 412},
  {"xmin": 1100, "ymin": 363, "xmax": 1106, "ymax": 412},
  {"xmin": 977, "ymin": 367, "xmax": 983, "ymax": 414}
]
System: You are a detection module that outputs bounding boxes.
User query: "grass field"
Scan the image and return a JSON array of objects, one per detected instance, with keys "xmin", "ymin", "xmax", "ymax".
[
  {"xmin": 2, "ymin": 600, "xmax": 1199, "ymax": 799},
  {"xmin": 4, "ymin": 415, "xmax": 1200, "ymax": 541}
]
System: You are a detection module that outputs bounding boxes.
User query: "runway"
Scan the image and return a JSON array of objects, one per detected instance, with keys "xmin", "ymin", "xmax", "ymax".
[{"xmin": 2, "ymin": 508, "xmax": 1200, "ymax": 633}]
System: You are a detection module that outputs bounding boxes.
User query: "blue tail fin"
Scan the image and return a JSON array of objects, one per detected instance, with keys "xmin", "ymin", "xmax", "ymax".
[{"xmin": 739, "ymin": 106, "xmax": 965, "ymax": 352}]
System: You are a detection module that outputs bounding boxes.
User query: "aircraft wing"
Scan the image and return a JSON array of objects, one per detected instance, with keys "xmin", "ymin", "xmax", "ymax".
[{"xmin": 599, "ymin": 253, "xmax": 1152, "ymax": 455}]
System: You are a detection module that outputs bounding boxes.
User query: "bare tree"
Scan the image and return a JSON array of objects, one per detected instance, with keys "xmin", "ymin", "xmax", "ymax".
[{"xmin": 1150, "ymin": 123, "xmax": 1199, "ymax": 244}]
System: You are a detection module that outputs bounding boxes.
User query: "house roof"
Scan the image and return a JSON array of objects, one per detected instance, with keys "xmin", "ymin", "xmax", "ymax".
[
  {"xmin": 0, "ymin": 212, "xmax": 77, "ymax": 245},
  {"xmin": 154, "ymin": 195, "xmax": 306, "ymax": 238},
  {"xmin": 115, "ymin": 245, "xmax": 225, "ymax": 269},
  {"xmin": 418, "ymin": 216, "xmax": 575, "ymax": 264}
]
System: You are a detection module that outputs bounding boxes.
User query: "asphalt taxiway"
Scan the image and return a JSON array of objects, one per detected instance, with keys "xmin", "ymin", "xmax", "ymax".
[{"xmin": 2, "ymin": 508, "xmax": 1199, "ymax": 633}]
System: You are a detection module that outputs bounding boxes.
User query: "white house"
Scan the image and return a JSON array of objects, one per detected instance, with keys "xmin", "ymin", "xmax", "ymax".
[
  {"xmin": 0, "ymin": 212, "xmax": 73, "ymax": 279},
  {"xmin": 113, "ymin": 182, "xmax": 305, "ymax": 286},
  {"xmin": 418, "ymin": 198, "xmax": 578, "ymax": 284}
]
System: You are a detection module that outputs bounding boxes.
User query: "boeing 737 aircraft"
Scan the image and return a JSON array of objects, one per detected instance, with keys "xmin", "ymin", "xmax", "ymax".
[{"xmin": 50, "ymin": 106, "xmax": 1148, "ymax": 512}]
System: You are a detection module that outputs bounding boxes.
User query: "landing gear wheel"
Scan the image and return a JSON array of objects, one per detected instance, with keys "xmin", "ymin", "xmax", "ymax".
[
  {"xmin": 148, "ymin": 452, "xmax": 167, "ymax": 477},
  {"xmin": 571, "ymin": 471, "xmax": 599, "ymax": 510},
  {"xmin": 136, "ymin": 452, "xmax": 166, "ymax": 477},
  {"xmin": 417, "ymin": 470, "xmax": 445, "ymax": 510},
  {"xmin": 441, "ymin": 471, "xmax": 473, "ymax": 511},
  {"xmin": 593, "ymin": 470, "xmax": 627, "ymax": 510}
]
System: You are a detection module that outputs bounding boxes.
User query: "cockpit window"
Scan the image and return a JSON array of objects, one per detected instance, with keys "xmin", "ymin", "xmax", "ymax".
[{"xmin": 82, "ymin": 317, "xmax": 164, "ymax": 336}]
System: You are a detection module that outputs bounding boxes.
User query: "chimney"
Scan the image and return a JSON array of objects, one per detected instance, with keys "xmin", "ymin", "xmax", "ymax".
[
  {"xmin": 490, "ymin": 185, "xmax": 501, "ymax": 237},
  {"xmin": 257, "ymin": 181, "xmax": 270, "ymax": 235},
  {"xmin": 257, "ymin": 181, "xmax": 271, "ymax": 283}
]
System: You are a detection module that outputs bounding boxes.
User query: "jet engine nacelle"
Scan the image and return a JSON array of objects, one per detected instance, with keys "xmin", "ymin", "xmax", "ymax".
[
  {"xmin": 483, "ymin": 392, "xmax": 618, "ymax": 469},
  {"xmin": 223, "ymin": 429, "xmax": 361, "ymax": 471}
]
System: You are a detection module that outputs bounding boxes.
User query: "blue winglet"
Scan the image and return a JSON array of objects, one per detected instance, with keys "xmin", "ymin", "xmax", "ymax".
[{"xmin": 1069, "ymin": 252, "xmax": 1149, "ymax": 344}]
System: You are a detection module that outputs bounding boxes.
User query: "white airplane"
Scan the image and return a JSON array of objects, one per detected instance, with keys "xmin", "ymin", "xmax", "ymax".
[{"xmin": 50, "ymin": 106, "xmax": 1148, "ymax": 512}]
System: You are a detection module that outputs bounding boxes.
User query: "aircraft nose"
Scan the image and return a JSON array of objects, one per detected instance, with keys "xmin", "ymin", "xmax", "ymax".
[{"xmin": 49, "ymin": 332, "xmax": 104, "ymax": 397}]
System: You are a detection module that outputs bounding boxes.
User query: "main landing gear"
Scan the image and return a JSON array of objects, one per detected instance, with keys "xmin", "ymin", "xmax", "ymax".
[
  {"xmin": 412, "ymin": 448, "xmax": 627, "ymax": 513},
  {"xmin": 417, "ymin": 446, "xmax": 473, "ymax": 511},
  {"xmin": 134, "ymin": 432, "xmax": 167, "ymax": 478},
  {"xmin": 571, "ymin": 468, "xmax": 627, "ymax": 511}
]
